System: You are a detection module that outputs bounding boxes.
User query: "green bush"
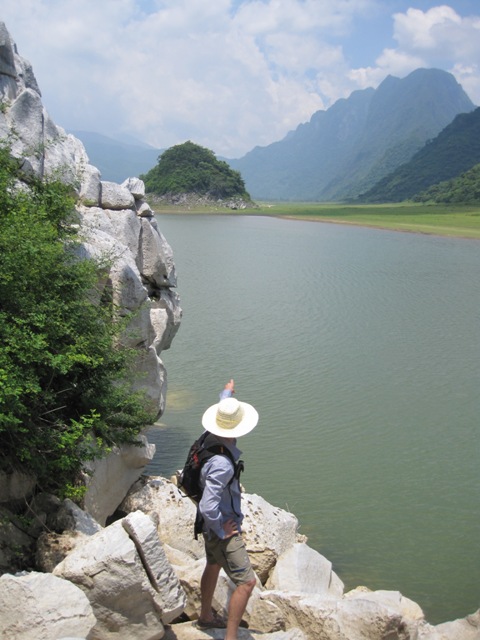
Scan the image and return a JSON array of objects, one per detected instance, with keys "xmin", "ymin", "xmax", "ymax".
[
  {"xmin": 0, "ymin": 143, "xmax": 154, "ymax": 498},
  {"xmin": 141, "ymin": 140, "xmax": 250, "ymax": 199}
]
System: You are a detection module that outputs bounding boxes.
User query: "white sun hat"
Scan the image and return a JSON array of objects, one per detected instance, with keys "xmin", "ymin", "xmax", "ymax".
[{"xmin": 202, "ymin": 396, "xmax": 259, "ymax": 438}]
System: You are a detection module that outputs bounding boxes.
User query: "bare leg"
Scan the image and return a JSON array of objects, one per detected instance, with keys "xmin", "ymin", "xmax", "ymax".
[
  {"xmin": 225, "ymin": 578, "xmax": 256, "ymax": 640},
  {"xmin": 200, "ymin": 562, "xmax": 221, "ymax": 621}
]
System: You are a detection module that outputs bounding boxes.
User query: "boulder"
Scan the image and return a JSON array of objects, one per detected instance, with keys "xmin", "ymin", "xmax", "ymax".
[
  {"xmin": 241, "ymin": 493, "xmax": 300, "ymax": 583},
  {"xmin": 139, "ymin": 219, "xmax": 177, "ymax": 288},
  {"xmin": 121, "ymin": 478, "xmax": 300, "ymax": 584},
  {"xmin": 150, "ymin": 290, "xmax": 182, "ymax": 354},
  {"xmin": 0, "ymin": 572, "xmax": 96, "ymax": 640},
  {"xmin": 53, "ymin": 517, "xmax": 171, "ymax": 640},
  {"xmin": 122, "ymin": 510, "xmax": 186, "ymax": 623},
  {"xmin": 101, "ymin": 180, "xmax": 135, "ymax": 210},
  {"xmin": 250, "ymin": 590, "xmax": 410, "ymax": 640},
  {"xmin": 123, "ymin": 177, "xmax": 146, "ymax": 200},
  {"xmin": 79, "ymin": 163, "xmax": 101, "ymax": 206},
  {"xmin": 120, "ymin": 476, "xmax": 206, "ymax": 560},
  {"xmin": 137, "ymin": 200, "xmax": 155, "ymax": 217},
  {"xmin": 266, "ymin": 542, "xmax": 344, "ymax": 598},
  {"xmin": 83, "ymin": 435, "xmax": 155, "ymax": 526}
]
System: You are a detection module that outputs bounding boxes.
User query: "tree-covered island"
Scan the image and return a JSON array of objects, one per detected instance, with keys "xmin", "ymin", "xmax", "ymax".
[{"xmin": 140, "ymin": 140, "xmax": 254, "ymax": 208}]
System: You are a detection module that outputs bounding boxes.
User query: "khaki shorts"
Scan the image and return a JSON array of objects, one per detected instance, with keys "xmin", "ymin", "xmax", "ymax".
[{"xmin": 204, "ymin": 533, "xmax": 256, "ymax": 586}]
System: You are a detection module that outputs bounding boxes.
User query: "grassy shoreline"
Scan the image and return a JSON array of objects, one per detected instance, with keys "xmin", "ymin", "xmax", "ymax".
[{"xmin": 152, "ymin": 201, "xmax": 480, "ymax": 240}]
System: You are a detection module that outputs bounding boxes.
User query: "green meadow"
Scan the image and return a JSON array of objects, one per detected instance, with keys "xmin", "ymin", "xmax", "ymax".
[{"xmin": 152, "ymin": 201, "xmax": 480, "ymax": 239}]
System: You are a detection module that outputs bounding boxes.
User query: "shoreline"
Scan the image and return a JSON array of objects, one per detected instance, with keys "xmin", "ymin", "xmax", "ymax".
[
  {"xmin": 151, "ymin": 203, "xmax": 480, "ymax": 240},
  {"xmin": 275, "ymin": 213, "xmax": 480, "ymax": 240}
]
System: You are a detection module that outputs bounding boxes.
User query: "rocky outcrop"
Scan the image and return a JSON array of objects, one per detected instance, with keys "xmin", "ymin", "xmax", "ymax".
[
  {"xmin": 0, "ymin": 18, "xmax": 182, "ymax": 575},
  {"xmin": 0, "ymin": 21, "xmax": 181, "ymax": 420},
  {"xmin": 150, "ymin": 191, "xmax": 255, "ymax": 210},
  {"xmin": 53, "ymin": 510, "xmax": 185, "ymax": 639},
  {"xmin": 21, "ymin": 478, "xmax": 478, "ymax": 640}
]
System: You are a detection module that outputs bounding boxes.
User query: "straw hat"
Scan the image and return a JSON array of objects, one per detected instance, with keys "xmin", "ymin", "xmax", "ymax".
[{"xmin": 202, "ymin": 397, "xmax": 259, "ymax": 438}]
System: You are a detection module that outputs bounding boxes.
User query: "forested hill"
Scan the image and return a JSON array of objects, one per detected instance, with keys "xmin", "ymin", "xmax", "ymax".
[
  {"xmin": 228, "ymin": 68, "xmax": 474, "ymax": 202},
  {"xmin": 141, "ymin": 141, "xmax": 251, "ymax": 202},
  {"xmin": 413, "ymin": 163, "xmax": 480, "ymax": 204},
  {"xmin": 359, "ymin": 107, "xmax": 480, "ymax": 203}
]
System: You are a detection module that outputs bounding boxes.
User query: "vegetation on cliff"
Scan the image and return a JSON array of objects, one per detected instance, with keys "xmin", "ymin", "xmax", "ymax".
[
  {"xmin": 413, "ymin": 163, "xmax": 480, "ymax": 203},
  {"xmin": 141, "ymin": 140, "xmax": 251, "ymax": 200},
  {"xmin": 0, "ymin": 143, "xmax": 154, "ymax": 498}
]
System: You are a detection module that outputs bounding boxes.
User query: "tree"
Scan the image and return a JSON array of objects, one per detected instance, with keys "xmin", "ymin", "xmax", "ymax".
[
  {"xmin": 141, "ymin": 141, "xmax": 250, "ymax": 199},
  {"xmin": 0, "ymin": 143, "xmax": 154, "ymax": 498}
]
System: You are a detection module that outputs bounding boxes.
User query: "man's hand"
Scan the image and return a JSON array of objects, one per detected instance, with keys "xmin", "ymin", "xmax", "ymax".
[
  {"xmin": 224, "ymin": 379, "xmax": 235, "ymax": 394},
  {"xmin": 223, "ymin": 518, "xmax": 239, "ymax": 538}
]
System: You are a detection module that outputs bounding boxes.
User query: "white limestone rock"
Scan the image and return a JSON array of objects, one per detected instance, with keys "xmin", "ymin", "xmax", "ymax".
[
  {"xmin": 241, "ymin": 493, "xmax": 300, "ymax": 584},
  {"xmin": 266, "ymin": 542, "xmax": 344, "ymax": 598},
  {"xmin": 53, "ymin": 519, "xmax": 166, "ymax": 640},
  {"xmin": 150, "ymin": 290, "xmax": 182, "ymax": 354},
  {"xmin": 83, "ymin": 435, "xmax": 156, "ymax": 526},
  {"xmin": 137, "ymin": 199, "xmax": 155, "ymax": 217},
  {"xmin": 344, "ymin": 586, "xmax": 424, "ymax": 621},
  {"xmin": 131, "ymin": 345, "xmax": 168, "ymax": 416},
  {"xmin": 123, "ymin": 176, "xmax": 146, "ymax": 200},
  {"xmin": 79, "ymin": 163, "xmax": 101, "ymax": 206},
  {"xmin": 105, "ymin": 208, "xmax": 143, "ymax": 262},
  {"xmin": 101, "ymin": 180, "xmax": 135, "ymax": 210},
  {"xmin": 0, "ymin": 572, "xmax": 96, "ymax": 640},
  {"xmin": 123, "ymin": 510, "xmax": 186, "ymax": 623},
  {"xmin": 251, "ymin": 590, "xmax": 408, "ymax": 640},
  {"xmin": 120, "ymin": 476, "xmax": 206, "ymax": 560},
  {"xmin": 139, "ymin": 219, "xmax": 177, "ymax": 287}
]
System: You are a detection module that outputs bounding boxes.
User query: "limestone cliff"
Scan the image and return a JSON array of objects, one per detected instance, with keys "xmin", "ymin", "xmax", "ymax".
[{"xmin": 0, "ymin": 21, "xmax": 181, "ymax": 418}]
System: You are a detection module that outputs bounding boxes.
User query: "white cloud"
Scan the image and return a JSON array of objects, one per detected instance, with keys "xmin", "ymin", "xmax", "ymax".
[
  {"xmin": 1, "ymin": 1, "xmax": 479, "ymax": 158},
  {"xmin": 352, "ymin": 5, "xmax": 480, "ymax": 104}
]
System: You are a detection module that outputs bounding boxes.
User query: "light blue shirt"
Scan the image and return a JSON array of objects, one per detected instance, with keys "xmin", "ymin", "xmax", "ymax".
[{"xmin": 198, "ymin": 388, "xmax": 243, "ymax": 539}]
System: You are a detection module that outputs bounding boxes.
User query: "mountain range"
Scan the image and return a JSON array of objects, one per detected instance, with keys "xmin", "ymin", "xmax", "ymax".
[
  {"xmin": 72, "ymin": 68, "xmax": 476, "ymax": 202},
  {"xmin": 228, "ymin": 68, "xmax": 475, "ymax": 202},
  {"xmin": 358, "ymin": 107, "xmax": 480, "ymax": 202}
]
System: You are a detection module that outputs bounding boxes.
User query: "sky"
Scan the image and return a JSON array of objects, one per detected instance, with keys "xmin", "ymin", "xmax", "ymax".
[{"xmin": 2, "ymin": 1, "xmax": 480, "ymax": 158}]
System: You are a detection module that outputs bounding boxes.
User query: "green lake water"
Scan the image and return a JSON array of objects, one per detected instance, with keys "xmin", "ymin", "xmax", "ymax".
[{"xmin": 146, "ymin": 213, "xmax": 480, "ymax": 624}]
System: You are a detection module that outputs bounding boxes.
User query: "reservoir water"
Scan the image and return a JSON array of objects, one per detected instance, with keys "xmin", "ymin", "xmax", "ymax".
[{"xmin": 146, "ymin": 213, "xmax": 480, "ymax": 624}]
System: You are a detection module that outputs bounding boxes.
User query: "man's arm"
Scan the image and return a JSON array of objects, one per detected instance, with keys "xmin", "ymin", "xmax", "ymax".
[{"xmin": 219, "ymin": 378, "xmax": 234, "ymax": 400}]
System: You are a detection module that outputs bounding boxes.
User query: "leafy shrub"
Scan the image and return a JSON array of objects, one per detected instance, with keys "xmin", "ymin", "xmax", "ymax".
[{"xmin": 0, "ymin": 143, "xmax": 154, "ymax": 498}]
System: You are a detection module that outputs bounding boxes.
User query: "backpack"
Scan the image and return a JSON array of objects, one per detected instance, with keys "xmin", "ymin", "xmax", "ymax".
[{"xmin": 177, "ymin": 431, "xmax": 244, "ymax": 538}]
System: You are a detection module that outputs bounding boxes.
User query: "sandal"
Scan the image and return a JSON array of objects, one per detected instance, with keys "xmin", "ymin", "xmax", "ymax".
[{"xmin": 195, "ymin": 613, "xmax": 227, "ymax": 629}]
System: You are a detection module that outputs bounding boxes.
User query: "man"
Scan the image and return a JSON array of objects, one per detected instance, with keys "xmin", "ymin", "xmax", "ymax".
[{"xmin": 196, "ymin": 379, "xmax": 258, "ymax": 640}]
